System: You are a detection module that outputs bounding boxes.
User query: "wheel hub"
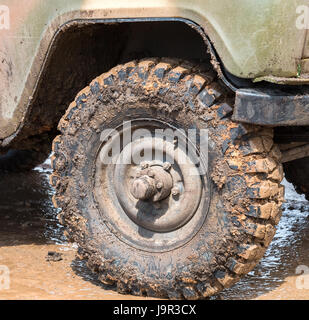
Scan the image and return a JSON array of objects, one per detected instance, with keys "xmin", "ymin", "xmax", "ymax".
[
  {"xmin": 94, "ymin": 118, "xmax": 210, "ymax": 251},
  {"xmin": 130, "ymin": 162, "xmax": 173, "ymax": 202}
]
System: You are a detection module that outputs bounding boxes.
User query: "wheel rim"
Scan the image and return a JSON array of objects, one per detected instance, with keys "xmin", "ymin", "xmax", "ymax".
[{"xmin": 94, "ymin": 118, "xmax": 210, "ymax": 252}]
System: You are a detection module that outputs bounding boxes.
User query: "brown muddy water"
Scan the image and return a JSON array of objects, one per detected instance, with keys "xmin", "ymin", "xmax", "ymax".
[{"xmin": 0, "ymin": 158, "xmax": 308, "ymax": 300}]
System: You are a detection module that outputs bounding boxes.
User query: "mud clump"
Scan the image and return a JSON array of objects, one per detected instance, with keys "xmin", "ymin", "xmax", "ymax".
[{"xmin": 46, "ymin": 251, "xmax": 63, "ymax": 262}]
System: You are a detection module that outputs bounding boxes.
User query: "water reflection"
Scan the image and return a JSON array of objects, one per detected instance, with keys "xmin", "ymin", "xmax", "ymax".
[{"xmin": 0, "ymin": 161, "xmax": 65, "ymax": 246}]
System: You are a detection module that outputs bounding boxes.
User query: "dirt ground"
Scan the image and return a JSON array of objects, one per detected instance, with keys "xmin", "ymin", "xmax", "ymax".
[{"xmin": 0, "ymin": 159, "xmax": 309, "ymax": 300}]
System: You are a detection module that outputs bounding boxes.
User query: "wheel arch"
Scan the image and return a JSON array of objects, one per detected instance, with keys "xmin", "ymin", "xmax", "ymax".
[{"xmin": 4, "ymin": 17, "xmax": 234, "ymax": 150}]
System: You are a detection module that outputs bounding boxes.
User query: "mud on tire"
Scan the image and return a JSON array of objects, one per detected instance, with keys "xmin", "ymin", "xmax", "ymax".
[{"xmin": 51, "ymin": 58, "xmax": 284, "ymax": 299}]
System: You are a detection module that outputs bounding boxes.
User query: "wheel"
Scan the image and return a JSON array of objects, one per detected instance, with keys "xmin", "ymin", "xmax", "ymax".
[
  {"xmin": 284, "ymin": 157, "xmax": 309, "ymax": 200},
  {"xmin": 51, "ymin": 58, "xmax": 284, "ymax": 299}
]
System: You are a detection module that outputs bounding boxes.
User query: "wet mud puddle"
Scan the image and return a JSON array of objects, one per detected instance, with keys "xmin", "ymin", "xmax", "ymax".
[{"xmin": 0, "ymin": 159, "xmax": 308, "ymax": 299}]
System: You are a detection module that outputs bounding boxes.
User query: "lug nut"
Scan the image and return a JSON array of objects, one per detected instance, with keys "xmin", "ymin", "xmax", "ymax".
[
  {"xmin": 163, "ymin": 162, "xmax": 171, "ymax": 171},
  {"xmin": 156, "ymin": 182, "xmax": 163, "ymax": 189},
  {"xmin": 171, "ymin": 187, "xmax": 180, "ymax": 196},
  {"xmin": 147, "ymin": 169, "xmax": 155, "ymax": 177},
  {"xmin": 140, "ymin": 161, "xmax": 149, "ymax": 169},
  {"xmin": 135, "ymin": 169, "xmax": 142, "ymax": 178}
]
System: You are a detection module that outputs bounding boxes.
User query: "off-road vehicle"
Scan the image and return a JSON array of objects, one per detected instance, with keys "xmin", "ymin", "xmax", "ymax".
[{"xmin": 1, "ymin": 0, "xmax": 309, "ymax": 299}]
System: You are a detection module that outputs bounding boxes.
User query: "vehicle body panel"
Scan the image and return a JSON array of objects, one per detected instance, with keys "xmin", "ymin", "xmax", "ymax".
[{"xmin": 0, "ymin": 0, "xmax": 307, "ymax": 141}]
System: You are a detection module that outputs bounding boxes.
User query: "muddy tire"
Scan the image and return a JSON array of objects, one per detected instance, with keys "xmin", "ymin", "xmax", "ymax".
[
  {"xmin": 284, "ymin": 157, "xmax": 309, "ymax": 200},
  {"xmin": 51, "ymin": 58, "xmax": 284, "ymax": 299}
]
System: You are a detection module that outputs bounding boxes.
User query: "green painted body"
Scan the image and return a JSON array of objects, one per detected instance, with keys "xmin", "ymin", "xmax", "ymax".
[{"xmin": 0, "ymin": 0, "xmax": 308, "ymax": 141}]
